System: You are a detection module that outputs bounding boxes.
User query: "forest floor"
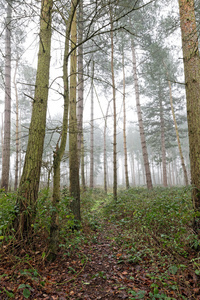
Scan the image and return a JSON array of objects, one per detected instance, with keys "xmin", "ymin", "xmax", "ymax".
[{"xmin": 0, "ymin": 187, "xmax": 200, "ymax": 299}]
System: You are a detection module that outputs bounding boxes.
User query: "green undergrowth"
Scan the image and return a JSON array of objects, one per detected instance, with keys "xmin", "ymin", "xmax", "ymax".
[
  {"xmin": 101, "ymin": 186, "xmax": 200, "ymax": 299},
  {"xmin": 0, "ymin": 187, "xmax": 107, "ymax": 252},
  {"xmin": 0, "ymin": 190, "xmax": 17, "ymax": 241},
  {"xmin": 0, "ymin": 186, "xmax": 198, "ymax": 255},
  {"xmin": 0, "ymin": 186, "xmax": 199, "ymax": 261},
  {"xmin": 102, "ymin": 186, "xmax": 197, "ymax": 256},
  {"xmin": 0, "ymin": 186, "xmax": 200, "ymax": 299},
  {"xmin": 77, "ymin": 185, "xmax": 200, "ymax": 277}
]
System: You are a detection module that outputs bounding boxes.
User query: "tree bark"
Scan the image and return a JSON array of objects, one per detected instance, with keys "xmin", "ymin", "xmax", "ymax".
[
  {"xmin": 110, "ymin": 8, "xmax": 117, "ymax": 201},
  {"xmin": 19, "ymin": 110, "xmax": 22, "ymax": 181},
  {"xmin": 178, "ymin": 0, "xmax": 200, "ymax": 231},
  {"xmin": 103, "ymin": 101, "xmax": 110, "ymax": 194},
  {"xmin": 122, "ymin": 51, "xmax": 130, "ymax": 189},
  {"xmin": 81, "ymin": 134, "xmax": 86, "ymax": 190},
  {"xmin": 14, "ymin": 59, "xmax": 19, "ymax": 191},
  {"xmin": 131, "ymin": 153, "xmax": 136, "ymax": 186},
  {"xmin": 14, "ymin": 0, "xmax": 53, "ymax": 238},
  {"xmin": 90, "ymin": 61, "xmax": 94, "ymax": 189},
  {"xmin": 77, "ymin": 0, "xmax": 86, "ymax": 190},
  {"xmin": 159, "ymin": 85, "xmax": 167, "ymax": 187},
  {"xmin": 69, "ymin": 6, "xmax": 81, "ymax": 221},
  {"xmin": 1, "ymin": 1, "xmax": 12, "ymax": 191},
  {"xmin": 1, "ymin": 114, "xmax": 3, "ymax": 170},
  {"xmin": 48, "ymin": 0, "xmax": 76, "ymax": 258},
  {"xmin": 131, "ymin": 40, "xmax": 153, "ymax": 189}
]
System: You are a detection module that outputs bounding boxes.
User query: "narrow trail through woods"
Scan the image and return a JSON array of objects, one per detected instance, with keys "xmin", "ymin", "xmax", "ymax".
[
  {"xmin": 42, "ymin": 222, "xmax": 152, "ymax": 300},
  {"xmin": 0, "ymin": 221, "xmax": 153, "ymax": 300},
  {"xmin": 65, "ymin": 223, "xmax": 145, "ymax": 299},
  {"xmin": 1, "ymin": 188, "xmax": 200, "ymax": 299}
]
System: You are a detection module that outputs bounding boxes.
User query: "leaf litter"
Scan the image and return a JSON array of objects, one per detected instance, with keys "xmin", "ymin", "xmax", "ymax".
[{"xmin": 0, "ymin": 187, "xmax": 200, "ymax": 299}]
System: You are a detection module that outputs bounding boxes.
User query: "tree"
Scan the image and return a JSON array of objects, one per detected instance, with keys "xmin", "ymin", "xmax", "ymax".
[
  {"xmin": 69, "ymin": 2, "xmax": 81, "ymax": 221},
  {"xmin": 159, "ymin": 82, "xmax": 168, "ymax": 187},
  {"xmin": 178, "ymin": 0, "xmax": 200, "ymax": 231},
  {"xmin": 90, "ymin": 61, "xmax": 94, "ymax": 188},
  {"xmin": 13, "ymin": 58, "xmax": 19, "ymax": 191},
  {"xmin": 122, "ymin": 48, "xmax": 130, "ymax": 189},
  {"xmin": 1, "ymin": 0, "xmax": 12, "ymax": 191},
  {"xmin": 131, "ymin": 38, "xmax": 153, "ymax": 189},
  {"xmin": 164, "ymin": 62, "xmax": 189, "ymax": 186},
  {"xmin": 49, "ymin": 0, "xmax": 79, "ymax": 260},
  {"xmin": 77, "ymin": 0, "xmax": 86, "ymax": 190},
  {"xmin": 104, "ymin": 100, "xmax": 111, "ymax": 193},
  {"xmin": 14, "ymin": 0, "xmax": 53, "ymax": 238},
  {"xmin": 141, "ymin": 41, "xmax": 188, "ymax": 187},
  {"xmin": 109, "ymin": 5, "xmax": 117, "ymax": 201}
]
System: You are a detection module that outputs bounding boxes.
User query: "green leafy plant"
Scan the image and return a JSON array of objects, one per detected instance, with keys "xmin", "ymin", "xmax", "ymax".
[
  {"xmin": 2, "ymin": 287, "xmax": 15, "ymax": 298},
  {"xmin": 18, "ymin": 284, "xmax": 32, "ymax": 299},
  {"xmin": 129, "ymin": 289, "xmax": 146, "ymax": 299}
]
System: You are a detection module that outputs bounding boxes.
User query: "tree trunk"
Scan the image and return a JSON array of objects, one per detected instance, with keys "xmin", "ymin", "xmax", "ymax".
[
  {"xmin": 137, "ymin": 153, "xmax": 140, "ymax": 186},
  {"xmin": 107, "ymin": 163, "xmax": 110, "ymax": 188},
  {"xmin": 152, "ymin": 161, "xmax": 156, "ymax": 185},
  {"xmin": 131, "ymin": 40, "xmax": 153, "ymax": 189},
  {"xmin": 131, "ymin": 153, "xmax": 136, "ymax": 186},
  {"xmin": 159, "ymin": 86, "xmax": 167, "ymax": 187},
  {"xmin": 110, "ymin": 8, "xmax": 117, "ymax": 201},
  {"xmin": 103, "ymin": 102, "xmax": 110, "ymax": 194},
  {"xmin": 1, "ymin": 1, "xmax": 12, "ymax": 191},
  {"xmin": 169, "ymin": 78, "xmax": 188, "ymax": 185},
  {"xmin": 19, "ymin": 110, "xmax": 22, "ymax": 181},
  {"xmin": 81, "ymin": 135, "xmax": 86, "ymax": 190},
  {"xmin": 77, "ymin": 0, "xmax": 86, "ymax": 190},
  {"xmin": 174, "ymin": 159, "xmax": 179, "ymax": 185},
  {"xmin": 14, "ymin": 0, "xmax": 53, "ymax": 238},
  {"xmin": 178, "ymin": 0, "xmax": 200, "ymax": 231},
  {"xmin": 69, "ymin": 6, "xmax": 81, "ymax": 221},
  {"xmin": 158, "ymin": 166, "xmax": 161, "ymax": 185},
  {"xmin": 14, "ymin": 59, "xmax": 19, "ymax": 191},
  {"xmin": 122, "ymin": 51, "xmax": 129, "ymax": 189},
  {"xmin": 90, "ymin": 61, "xmax": 94, "ymax": 189},
  {"xmin": 1, "ymin": 113, "xmax": 3, "ymax": 173},
  {"xmin": 164, "ymin": 62, "xmax": 189, "ymax": 185},
  {"xmin": 168, "ymin": 162, "xmax": 172, "ymax": 186},
  {"xmin": 48, "ymin": 0, "xmax": 78, "ymax": 258}
]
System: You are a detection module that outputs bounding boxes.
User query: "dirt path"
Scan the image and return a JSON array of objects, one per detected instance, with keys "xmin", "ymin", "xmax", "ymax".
[
  {"xmin": 1, "ymin": 222, "xmax": 197, "ymax": 299},
  {"xmin": 0, "ymin": 226, "xmax": 145, "ymax": 300},
  {"xmin": 66, "ymin": 230, "xmax": 138, "ymax": 299},
  {"xmin": 37, "ymin": 224, "xmax": 151, "ymax": 300}
]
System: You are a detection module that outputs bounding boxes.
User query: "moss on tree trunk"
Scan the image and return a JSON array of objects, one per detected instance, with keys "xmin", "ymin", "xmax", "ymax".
[
  {"xmin": 14, "ymin": 0, "xmax": 53, "ymax": 238},
  {"xmin": 69, "ymin": 6, "xmax": 81, "ymax": 221}
]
